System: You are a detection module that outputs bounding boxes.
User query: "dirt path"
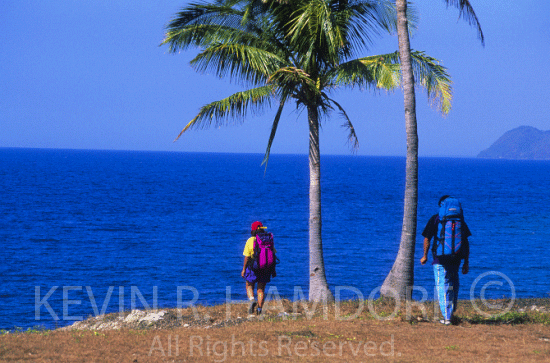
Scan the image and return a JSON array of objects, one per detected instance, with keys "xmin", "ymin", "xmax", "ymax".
[
  {"xmin": 2, "ymin": 319, "xmax": 550, "ymax": 362},
  {"xmin": 2, "ymin": 299, "xmax": 550, "ymax": 362}
]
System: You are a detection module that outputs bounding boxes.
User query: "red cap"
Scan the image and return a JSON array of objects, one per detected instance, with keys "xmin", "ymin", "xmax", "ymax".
[{"xmin": 251, "ymin": 221, "xmax": 264, "ymax": 231}]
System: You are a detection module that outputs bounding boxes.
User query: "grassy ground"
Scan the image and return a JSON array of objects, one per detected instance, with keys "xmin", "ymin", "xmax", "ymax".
[{"xmin": 1, "ymin": 298, "xmax": 550, "ymax": 362}]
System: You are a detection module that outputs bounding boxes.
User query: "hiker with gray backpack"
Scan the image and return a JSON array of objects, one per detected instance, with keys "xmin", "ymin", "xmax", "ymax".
[
  {"xmin": 241, "ymin": 221, "xmax": 277, "ymax": 315},
  {"xmin": 420, "ymin": 195, "xmax": 471, "ymax": 325}
]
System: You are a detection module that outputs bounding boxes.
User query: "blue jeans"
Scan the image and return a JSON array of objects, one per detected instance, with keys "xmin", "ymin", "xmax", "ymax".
[{"xmin": 433, "ymin": 262, "xmax": 460, "ymax": 320}]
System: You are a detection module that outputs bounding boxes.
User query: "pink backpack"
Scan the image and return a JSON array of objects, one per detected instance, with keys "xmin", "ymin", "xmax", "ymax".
[{"xmin": 253, "ymin": 232, "xmax": 276, "ymax": 271}]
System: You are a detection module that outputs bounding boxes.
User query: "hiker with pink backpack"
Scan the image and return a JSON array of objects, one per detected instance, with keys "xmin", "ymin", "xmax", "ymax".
[{"xmin": 241, "ymin": 221, "xmax": 277, "ymax": 315}]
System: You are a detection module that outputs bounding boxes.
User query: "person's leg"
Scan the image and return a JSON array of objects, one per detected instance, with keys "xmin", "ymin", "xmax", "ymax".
[
  {"xmin": 256, "ymin": 282, "xmax": 266, "ymax": 315},
  {"xmin": 434, "ymin": 263, "xmax": 452, "ymax": 323},
  {"xmin": 246, "ymin": 281, "xmax": 255, "ymax": 300},
  {"xmin": 448, "ymin": 263, "xmax": 460, "ymax": 318},
  {"xmin": 246, "ymin": 281, "xmax": 257, "ymax": 314}
]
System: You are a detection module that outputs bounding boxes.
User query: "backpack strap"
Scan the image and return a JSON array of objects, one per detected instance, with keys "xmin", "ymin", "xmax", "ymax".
[
  {"xmin": 451, "ymin": 220, "xmax": 456, "ymax": 255},
  {"xmin": 253, "ymin": 236, "xmax": 259, "ymax": 257},
  {"xmin": 433, "ymin": 217, "xmax": 445, "ymax": 255}
]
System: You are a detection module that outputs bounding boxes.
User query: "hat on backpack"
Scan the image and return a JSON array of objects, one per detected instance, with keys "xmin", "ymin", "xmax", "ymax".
[{"xmin": 251, "ymin": 221, "xmax": 266, "ymax": 231}]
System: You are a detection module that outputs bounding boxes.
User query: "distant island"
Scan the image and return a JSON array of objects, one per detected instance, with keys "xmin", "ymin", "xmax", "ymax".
[{"xmin": 477, "ymin": 126, "xmax": 550, "ymax": 160}]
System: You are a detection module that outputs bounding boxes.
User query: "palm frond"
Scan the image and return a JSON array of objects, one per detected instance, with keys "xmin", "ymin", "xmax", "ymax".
[
  {"xmin": 405, "ymin": 1, "xmax": 420, "ymax": 37},
  {"xmin": 329, "ymin": 97, "xmax": 359, "ymax": 152},
  {"xmin": 330, "ymin": 52, "xmax": 401, "ymax": 90},
  {"xmin": 162, "ymin": 2, "xmax": 246, "ymax": 51},
  {"xmin": 332, "ymin": 0, "xmax": 398, "ymax": 52},
  {"xmin": 409, "ymin": 50, "xmax": 453, "ymax": 115},
  {"xmin": 287, "ymin": 0, "xmax": 400, "ymax": 65},
  {"xmin": 268, "ymin": 67, "xmax": 316, "ymax": 90},
  {"xmin": 287, "ymin": 0, "xmax": 347, "ymax": 68},
  {"xmin": 163, "ymin": 24, "xmax": 246, "ymax": 52},
  {"xmin": 174, "ymin": 85, "xmax": 276, "ymax": 141},
  {"xmin": 262, "ymin": 92, "xmax": 290, "ymax": 169},
  {"xmin": 191, "ymin": 42, "xmax": 287, "ymax": 85},
  {"xmin": 443, "ymin": 0, "xmax": 485, "ymax": 45}
]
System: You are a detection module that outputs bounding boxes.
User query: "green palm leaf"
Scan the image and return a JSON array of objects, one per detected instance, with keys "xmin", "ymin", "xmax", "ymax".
[
  {"xmin": 409, "ymin": 50, "xmax": 452, "ymax": 114},
  {"xmin": 162, "ymin": 3, "xmax": 245, "ymax": 51},
  {"xmin": 174, "ymin": 85, "xmax": 275, "ymax": 141},
  {"xmin": 330, "ymin": 53, "xmax": 401, "ymax": 90},
  {"xmin": 262, "ymin": 92, "xmax": 290, "ymax": 168},
  {"xmin": 191, "ymin": 42, "xmax": 287, "ymax": 85}
]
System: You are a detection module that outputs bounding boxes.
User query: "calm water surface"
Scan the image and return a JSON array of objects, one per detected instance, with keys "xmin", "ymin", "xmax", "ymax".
[{"xmin": 1, "ymin": 148, "xmax": 549, "ymax": 329}]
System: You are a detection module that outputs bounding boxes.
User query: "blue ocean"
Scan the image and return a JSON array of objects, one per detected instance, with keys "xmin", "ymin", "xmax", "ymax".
[{"xmin": 1, "ymin": 148, "xmax": 549, "ymax": 330}]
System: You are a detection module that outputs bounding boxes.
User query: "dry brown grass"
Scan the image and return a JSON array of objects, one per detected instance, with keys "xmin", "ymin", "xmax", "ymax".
[{"xmin": 2, "ymin": 298, "xmax": 550, "ymax": 362}]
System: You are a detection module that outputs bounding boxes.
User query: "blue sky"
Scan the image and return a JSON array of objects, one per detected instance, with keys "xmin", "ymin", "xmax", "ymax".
[{"xmin": 1, "ymin": 1, "xmax": 548, "ymax": 157}]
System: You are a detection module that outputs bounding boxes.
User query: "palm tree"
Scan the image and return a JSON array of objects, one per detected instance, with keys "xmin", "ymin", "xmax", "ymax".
[
  {"xmin": 380, "ymin": 0, "xmax": 483, "ymax": 299},
  {"xmin": 162, "ymin": 0, "xmax": 452, "ymax": 301}
]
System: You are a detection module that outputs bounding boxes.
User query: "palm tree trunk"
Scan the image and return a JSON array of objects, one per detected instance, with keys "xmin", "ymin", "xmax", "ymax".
[
  {"xmin": 307, "ymin": 105, "xmax": 334, "ymax": 302},
  {"xmin": 380, "ymin": 0, "xmax": 418, "ymax": 300}
]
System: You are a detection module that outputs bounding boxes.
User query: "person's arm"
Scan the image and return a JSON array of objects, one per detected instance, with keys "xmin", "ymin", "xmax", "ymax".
[
  {"xmin": 420, "ymin": 215, "xmax": 437, "ymax": 265},
  {"xmin": 242, "ymin": 237, "xmax": 253, "ymax": 277},
  {"xmin": 272, "ymin": 258, "xmax": 276, "ymax": 277},
  {"xmin": 462, "ymin": 237, "xmax": 469, "ymax": 274},
  {"xmin": 241, "ymin": 256, "xmax": 250, "ymax": 277},
  {"xmin": 420, "ymin": 237, "xmax": 430, "ymax": 265}
]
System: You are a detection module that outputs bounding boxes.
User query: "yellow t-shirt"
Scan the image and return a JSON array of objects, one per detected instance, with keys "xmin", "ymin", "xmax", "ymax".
[{"xmin": 243, "ymin": 236, "xmax": 255, "ymax": 257}]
